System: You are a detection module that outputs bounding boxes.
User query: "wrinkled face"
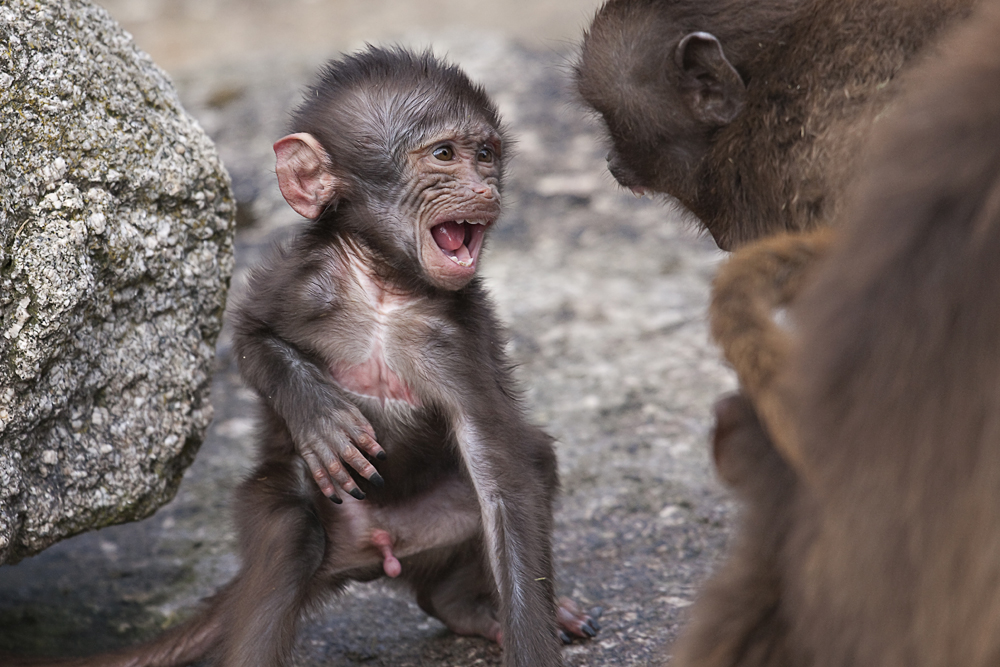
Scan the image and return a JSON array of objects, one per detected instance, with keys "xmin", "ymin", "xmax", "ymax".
[{"xmin": 405, "ymin": 127, "xmax": 503, "ymax": 291}]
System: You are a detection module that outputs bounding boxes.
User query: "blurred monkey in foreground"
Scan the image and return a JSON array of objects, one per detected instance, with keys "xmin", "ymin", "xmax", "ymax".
[{"xmin": 678, "ymin": 4, "xmax": 1000, "ymax": 665}]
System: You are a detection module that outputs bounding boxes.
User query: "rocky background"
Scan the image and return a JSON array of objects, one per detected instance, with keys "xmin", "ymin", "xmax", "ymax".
[
  {"xmin": 0, "ymin": 0, "xmax": 233, "ymax": 565},
  {"xmin": 0, "ymin": 2, "xmax": 739, "ymax": 664}
]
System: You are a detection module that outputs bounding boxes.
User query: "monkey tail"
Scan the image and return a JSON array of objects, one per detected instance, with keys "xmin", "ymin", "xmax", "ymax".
[
  {"xmin": 2, "ymin": 588, "xmax": 226, "ymax": 667},
  {"xmin": 709, "ymin": 228, "xmax": 835, "ymax": 474}
]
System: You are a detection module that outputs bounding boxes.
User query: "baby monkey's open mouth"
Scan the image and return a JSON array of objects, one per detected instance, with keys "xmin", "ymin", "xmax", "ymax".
[{"xmin": 430, "ymin": 219, "xmax": 489, "ymax": 268}]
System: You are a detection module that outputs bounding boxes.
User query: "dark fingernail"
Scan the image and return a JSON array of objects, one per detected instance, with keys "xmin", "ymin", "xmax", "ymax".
[
  {"xmin": 559, "ymin": 631, "xmax": 572, "ymax": 645},
  {"xmin": 588, "ymin": 618, "xmax": 601, "ymax": 633},
  {"xmin": 581, "ymin": 622, "xmax": 597, "ymax": 638},
  {"xmin": 589, "ymin": 606, "xmax": 604, "ymax": 620},
  {"xmin": 369, "ymin": 472, "xmax": 385, "ymax": 488},
  {"xmin": 349, "ymin": 488, "xmax": 366, "ymax": 501},
  {"xmin": 328, "ymin": 494, "xmax": 343, "ymax": 505},
  {"xmin": 376, "ymin": 451, "xmax": 387, "ymax": 461}
]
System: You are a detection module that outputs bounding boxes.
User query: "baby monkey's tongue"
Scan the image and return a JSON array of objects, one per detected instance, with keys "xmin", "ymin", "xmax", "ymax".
[{"xmin": 432, "ymin": 221, "xmax": 465, "ymax": 251}]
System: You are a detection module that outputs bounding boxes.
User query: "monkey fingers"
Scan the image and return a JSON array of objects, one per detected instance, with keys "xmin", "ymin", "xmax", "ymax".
[{"xmin": 296, "ymin": 410, "xmax": 385, "ymax": 502}]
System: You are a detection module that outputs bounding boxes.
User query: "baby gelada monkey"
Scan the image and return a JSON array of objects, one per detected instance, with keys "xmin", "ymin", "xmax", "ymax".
[{"xmin": 14, "ymin": 47, "xmax": 597, "ymax": 667}]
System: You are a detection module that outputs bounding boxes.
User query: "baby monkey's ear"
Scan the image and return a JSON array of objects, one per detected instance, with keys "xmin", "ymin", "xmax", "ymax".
[{"xmin": 274, "ymin": 133, "xmax": 344, "ymax": 219}]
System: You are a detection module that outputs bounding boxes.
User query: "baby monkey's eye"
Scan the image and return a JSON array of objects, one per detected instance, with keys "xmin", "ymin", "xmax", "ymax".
[
  {"xmin": 433, "ymin": 145, "xmax": 455, "ymax": 161},
  {"xmin": 477, "ymin": 147, "xmax": 494, "ymax": 163}
]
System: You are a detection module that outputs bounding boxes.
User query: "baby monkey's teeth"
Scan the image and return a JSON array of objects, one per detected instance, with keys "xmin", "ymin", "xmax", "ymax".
[
  {"xmin": 448, "ymin": 255, "xmax": 474, "ymax": 267},
  {"xmin": 447, "ymin": 235, "xmax": 475, "ymax": 267}
]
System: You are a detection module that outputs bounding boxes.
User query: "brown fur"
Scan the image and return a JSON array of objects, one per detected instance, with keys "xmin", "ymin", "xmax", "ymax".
[
  {"xmin": 674, "ymin": 3, "xmax": 1000, "ymax": 664},
  {"xmin": 576, "ymin": 0, "xmax": 975, "ymax": 249},
  {"xmin": 11, "ymin": 47, "xmax": 597, "ymax": 667},
  {"xmin": 709, "ymin": 229, "xmax": 833, "ymax": 472}
]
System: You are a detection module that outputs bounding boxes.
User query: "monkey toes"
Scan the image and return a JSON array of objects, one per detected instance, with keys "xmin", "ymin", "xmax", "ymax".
[
  {"xmin": 463, "ymin": 597, "xmax": 600, "ymax": 646},
  {"xmin": 556, "ymin": 597, "xmax": 602, "ymax": 644}
]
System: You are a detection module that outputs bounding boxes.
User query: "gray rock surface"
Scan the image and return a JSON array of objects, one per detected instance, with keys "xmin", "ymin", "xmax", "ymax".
[
  {"xmin": 0, "ymin": 30, "xmax": 736, "ymax": 667},
  {"xmin": 0, "ymin": 0, "xmax": 235, "ymax": 564}
]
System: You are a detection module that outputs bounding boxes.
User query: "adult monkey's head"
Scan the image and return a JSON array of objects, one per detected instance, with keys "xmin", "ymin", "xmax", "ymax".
[{"xmin": 575, "ymin": 0, "xmax": 748, "ymax": 207}]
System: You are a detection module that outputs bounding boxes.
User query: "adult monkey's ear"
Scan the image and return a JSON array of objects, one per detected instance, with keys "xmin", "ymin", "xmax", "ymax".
[
  {"xmin": 675, "ymin": 32, "xmax": 747, "ymax": 126},
  {"xmin": 273, "ymin": 133, "xmax": 343, "ymax": 219}
]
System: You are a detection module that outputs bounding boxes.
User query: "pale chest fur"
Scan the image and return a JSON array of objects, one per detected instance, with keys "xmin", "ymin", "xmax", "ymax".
[{"xmin": 328, "ymin": 251, "xmax": 437, "ymax": 408}]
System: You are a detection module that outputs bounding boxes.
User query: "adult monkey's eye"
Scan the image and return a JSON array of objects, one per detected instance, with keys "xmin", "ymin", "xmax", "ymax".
[
  {"xmin": 433, "ymin": 145, "xmax": 454, "ymax": 161},
  {"xmin": 477, "ymin": 147, "xmax": 494, "ymax": 163}
]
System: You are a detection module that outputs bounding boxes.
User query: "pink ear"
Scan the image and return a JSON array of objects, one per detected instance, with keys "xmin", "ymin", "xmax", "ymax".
[{"xmin": 273, "ymin": 133, "xmax": 341, "ymax": 219}]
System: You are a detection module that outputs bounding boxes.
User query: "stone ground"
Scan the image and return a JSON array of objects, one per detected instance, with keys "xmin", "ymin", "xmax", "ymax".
[{"xmin": 0, "ymin": 2, "xmax": 739, "ymax": 664}]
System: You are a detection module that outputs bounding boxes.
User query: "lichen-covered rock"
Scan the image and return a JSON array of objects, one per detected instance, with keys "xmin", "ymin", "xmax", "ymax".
[{"xmin": 0, "ymin": 0, "xmax": 235, "ymax": 564}]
